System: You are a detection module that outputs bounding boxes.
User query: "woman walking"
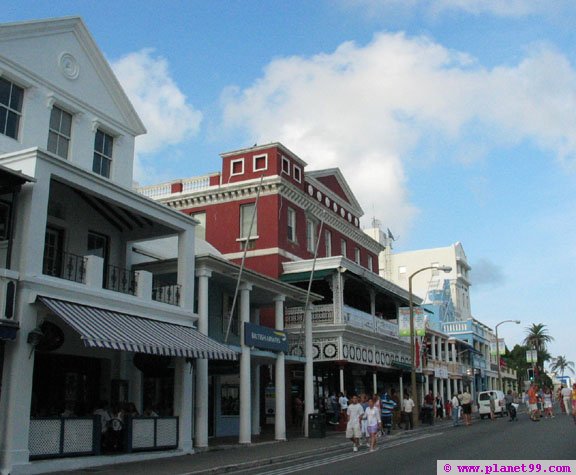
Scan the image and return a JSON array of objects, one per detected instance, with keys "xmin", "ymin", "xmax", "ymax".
[{"xmin": 364, "ymin": 398, "xmax": 382, "ymax": 452}]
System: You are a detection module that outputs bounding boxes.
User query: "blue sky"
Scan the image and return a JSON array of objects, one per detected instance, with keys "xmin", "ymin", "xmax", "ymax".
[{"xmin": 5, "ymin": 1, "xmax": 576, "ymax": 368}]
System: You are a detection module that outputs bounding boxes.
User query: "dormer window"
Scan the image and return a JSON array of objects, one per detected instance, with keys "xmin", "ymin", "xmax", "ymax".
[
  {"xmin": 230, "ymin": 158, "xmax": 244, "ymax": 176},
  {"xmin": 93, "ymin": 129, "xmax": 113, "ymax": 178},
  {"xmin": 293, "ymin": 165, "xmax": 302, "ymax": 183},
  {"xmin": 0, "ymin": 77, "xmax": 24, "ymax": 140},
  {"xmin": 48, "ymin": 106, "xmax": 72, "ymax": 159},
  {"xmin": 281, "ymin": 156, "xmax": 290, "ymax": 175},
  {"xmin": 253, "ymin": 154, "xmax": 267, "ymax": 172}
]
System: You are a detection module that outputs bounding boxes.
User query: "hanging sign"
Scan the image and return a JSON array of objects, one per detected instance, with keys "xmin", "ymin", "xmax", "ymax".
[{"xmin": 244, "ymin": 322, "xmax": 288, "ymax": 353}]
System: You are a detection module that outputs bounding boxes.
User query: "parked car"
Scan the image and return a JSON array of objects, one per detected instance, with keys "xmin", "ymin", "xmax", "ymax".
[{"xmin": 478, "ymin": 390, "xmax": 506, "ymax": 419}]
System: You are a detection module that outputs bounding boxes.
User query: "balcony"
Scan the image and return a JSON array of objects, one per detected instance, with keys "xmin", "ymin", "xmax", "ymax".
[
  {"xmin": 42, "ymin": 250, "xmax": 87, "ymax": 284},
  {"xmin": 152, "ymin": 281, "xmax": 181, "ymax": 306},
  {"xmin": 105, "ymin": 264, "xmax": 137, "ymax": 296},
  {"xmin": 285, "ymin": 304, "xmax": 399, "ymax": 339}
]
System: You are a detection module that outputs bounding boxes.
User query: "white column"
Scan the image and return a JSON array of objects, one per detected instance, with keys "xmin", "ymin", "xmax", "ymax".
[
  {"xmin": 444, "ymin": 339, "xmax": 450, "ymax": 363},
  {"xmin": 373, "ymin": 371, "xmax": 378, "ymax": 395},
  {"xmin": 447, "ymin": 377, "xmax": 452, "ymax": 401},
  {"xmin": 439, "ymin": 379, "xmax": 445, "ymax": 401},
  {"xmin": 433, "ymin": 377, "xmax": 438, "ymax": 397},
  {"xmin": 251, "ymin": 364, "xmax": 260, "ymax": 435},
  {"xmin": 274, "ymin": 295, "xmax": 286, "ymax": 441},
  {"xmin": 304, "ymin": 304, "xmax": 314, "ymax": 437},
  {"xmin": 431, "ymin": 335, "xmax": 437, "ymax": 360},
  {"xmin": 177, "ymin": 230, "xmax": 195, "ymax": 311},
  {"xmin": 339, "ymin": 365, "xmax": 345, "ymax": 393},
  {"xmin": 451, "ymin": 342, "xmax": 457, "ymax": 363},
  {"xmin": 173, "ymin": 358, "xmax": 193, "ymax": 453},
  {"xmin": 239, "ymin": 283, "xmax": 252, "ymax": 444},
  {"xmin": 194, "ymin": 268, "xmax": 211, "ymax": 448},
  {"xmin": 436, "ymin": 337, "xmax": 442, "ymax": 361}
]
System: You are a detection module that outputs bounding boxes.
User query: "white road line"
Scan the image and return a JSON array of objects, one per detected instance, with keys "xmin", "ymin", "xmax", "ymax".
[{"xmin": 250, "ymin": 433, "xmax": 444, "ymax": 475}]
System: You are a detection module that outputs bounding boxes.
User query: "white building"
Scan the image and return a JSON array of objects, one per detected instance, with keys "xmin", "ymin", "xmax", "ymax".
[{"xmin": 0, "ymin": 17, "xmax": 236, "ymax": 475}]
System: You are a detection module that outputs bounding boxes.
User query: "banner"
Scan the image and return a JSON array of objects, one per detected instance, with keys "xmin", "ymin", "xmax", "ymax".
[
  {"xmin": 490, "ymin": 338, "xmax": 506, "ymax": 356},
  {"xmin": 398, "ymin": 307, "xmax": 425, "ymax": 337}
]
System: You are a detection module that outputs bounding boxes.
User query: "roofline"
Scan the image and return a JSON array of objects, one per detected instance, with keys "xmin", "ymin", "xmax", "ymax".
[{"xmin": 220, "ymin": 142, "xmax": 308, "ymax": 167}]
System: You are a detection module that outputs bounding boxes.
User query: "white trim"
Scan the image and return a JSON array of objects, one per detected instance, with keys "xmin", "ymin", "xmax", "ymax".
[
  {"xmin": 223, "ymin": 246, "xmax": 302, "ymax": 261},
  {"xmin": 230, "ymin": 158, "xmax": 245, "ymax": 177},
  {"xmin": 281, "ymin": 155, "xmax": 290, "ymax": 175},
  {"xmin": 293, "ymin": 164, "xmax": 302, "ymax": 183},
  {"xmin": 253, "ymin": 153, "xmax": 268, "ymax": 172}
]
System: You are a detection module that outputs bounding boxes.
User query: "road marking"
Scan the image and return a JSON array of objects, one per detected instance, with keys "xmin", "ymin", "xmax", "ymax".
[{"xmin": 246, "ymin": 433, "xmax": 444, "ymax": 475}]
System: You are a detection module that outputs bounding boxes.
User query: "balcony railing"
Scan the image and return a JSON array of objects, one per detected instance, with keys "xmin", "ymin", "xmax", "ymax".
[
  {"xmin": 285, "ymin": 304, "xmax": 399, "ymax": 339},
  {"xmin": 152, "ymin": 282, "xmax": 181, "ymax": 306},
  {"xmin": 105, "ymin": 264, "xmax": 137, "ymax": 296},
  {"xmin": 42, "ymin": 250, "xmax": 87, "ymax": 284}
]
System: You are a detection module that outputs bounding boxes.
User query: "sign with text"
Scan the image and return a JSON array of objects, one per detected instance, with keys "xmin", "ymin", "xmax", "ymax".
[
  {"xmin": 398, "ymin": 307, "xmax": 426, "ymax": 337},
  {"xmin": 244, "ymin": 322, "xmax": 288, "ymax": 353}
]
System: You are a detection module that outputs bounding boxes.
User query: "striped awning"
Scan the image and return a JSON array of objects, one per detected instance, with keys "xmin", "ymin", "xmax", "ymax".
[{"xmin": 37, "ymin": 296, "xmax": 237, "ymax": 360}]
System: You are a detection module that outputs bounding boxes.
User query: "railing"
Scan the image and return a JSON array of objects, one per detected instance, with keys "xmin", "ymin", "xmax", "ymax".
[
  {"xmin": 105, "ymin": 264, "xmax": 137, "ymax": 295},
  {"xmin": 42, "ymin": 250, "xmax": 87, "ymax": 284},
  {"xmin": 182, "ymin": 176, "xmax": 211, "ymax": 192},
  {"xmin": 125, "ymin": 416, "xmax": 179, "ymax": 452},
  {"xmin": 285, "ymin": 304, "xmax": 334, "ymax": 326},
  {"xmin": 29, "ymin": 417, "xmax": 100, "ymax": 460},
  {"xmin": 343, "ymin": 305, "xmax": 399, "ymax": 338},
  {"xmin": 152, "ymin": 282, "xmax": 181, "ymax": 306},
  {"xmin": 137, "ymin": 183, "xmax": 172, "ymax": 199},
  {"xmin": 285, "ymin": 304, "xmax": 399, "ymax": 339}
]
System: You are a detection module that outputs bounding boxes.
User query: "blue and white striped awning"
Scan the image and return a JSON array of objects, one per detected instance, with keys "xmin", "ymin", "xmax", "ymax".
[{"xmin": 37, "ymin": 296, "xmax": 237, "ymax": 360}]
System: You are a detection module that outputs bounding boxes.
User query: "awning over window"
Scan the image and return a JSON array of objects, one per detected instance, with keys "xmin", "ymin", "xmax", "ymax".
[
  {"xmin": 280, "ymin": 269, "xmax": 333, "ymax": 283},
  {"xmin": 37, "ymin": 296, "xmax": 237, "ymax": 360}
]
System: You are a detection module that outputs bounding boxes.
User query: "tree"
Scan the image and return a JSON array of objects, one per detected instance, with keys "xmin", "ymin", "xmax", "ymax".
[
  {"xmin": 550, "ymin": 355, "xmax": 576, "ymax": 376},
  {"xmin": 523, "ymin": 323, "xmax": 554, "ymax": 353}
]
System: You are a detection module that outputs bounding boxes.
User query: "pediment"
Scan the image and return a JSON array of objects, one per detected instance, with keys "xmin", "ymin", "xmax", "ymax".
[
  {"xmin": 0, "ymin": 17, "xmax": 145, "ymax": 136},
  {"xmin": 307, "ymin": 168, "xmax": 363, "ymax": 215}
]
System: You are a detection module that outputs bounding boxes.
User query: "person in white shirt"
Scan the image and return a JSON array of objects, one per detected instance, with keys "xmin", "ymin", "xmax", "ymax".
[
  {"xmin": 339, "ymin": 392, "xmax": 349, "ymax": 423},
  {"xmin": 346, "ymin": 395, "xmax": 364, "ymax": 452},
  {"xmin": 364, "ymin": 398, "xmax": 382, "ymax": 451},
  {"xmin": 561, "ymin": 385, "xmax": 572, "ymax": 416},
  {"xmin": 451, "ymin": 393, "xmax": 461, "ymax": 427},
  {"xmin": 402, "ymin": 392, "xmax": 415, "ymax": 430}
]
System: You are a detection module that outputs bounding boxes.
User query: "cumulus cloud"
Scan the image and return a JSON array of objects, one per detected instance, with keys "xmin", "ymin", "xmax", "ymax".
[
  {"xmin": 112, "ymin": 49, "xmax": 202, "ymax": 181},
  {"xmin": 221, "ymin": 33, "xmax": 576, "ymax": 233},
  {"xmin": 471, "ymin": 258, "xmax": 505, "ymax": 288}
]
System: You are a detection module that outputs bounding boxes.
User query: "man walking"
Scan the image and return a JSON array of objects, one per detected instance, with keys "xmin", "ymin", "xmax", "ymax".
[
  {"xmin": 561, "ymin": 384, "xmax": 572, "ymax": 417},
  {"xmin": 402, "ymin": 391, "xmax": 415, "ymax": 430},
  {"xmin": 346, "ymin": 395, "xmax": 364, "ymax": 452},
  {"xmin": 451, "ymin": 392, "xmax": 460, "ymax": 427},
  {"xmin": 460, "ymin": 388, "xmax": 472, "ymax": 426}
]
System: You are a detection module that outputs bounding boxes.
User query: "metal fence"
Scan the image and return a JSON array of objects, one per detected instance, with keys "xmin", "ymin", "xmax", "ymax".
[
  {"xmin": 105, "ymin": 264, "xmax": 137, "ymax": 295},
  {"xmin": 29, "ymin": 417, "xmax": 100, "ymax": 460},
  {"xmin": 42, "ymin": 250, "xmax": 87, "ymax": 284},
  {"xmin": 124, "ymin": 416, "xmax": 179, "ymax": 452}
]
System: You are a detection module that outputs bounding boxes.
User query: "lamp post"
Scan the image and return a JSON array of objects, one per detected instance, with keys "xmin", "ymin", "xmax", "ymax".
[
  {"xmin": 495, "ymin": 319, "xmax": 521, "ymax": 391},
  {"xmin": 409, "ymin": 265, "xmax": 452, "ymax": 425}
]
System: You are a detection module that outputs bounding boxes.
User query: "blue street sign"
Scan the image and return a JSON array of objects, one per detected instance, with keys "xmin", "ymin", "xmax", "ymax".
[{"xmin": 244, "ymin": 322, "xmax": 288, "ymax": 353}]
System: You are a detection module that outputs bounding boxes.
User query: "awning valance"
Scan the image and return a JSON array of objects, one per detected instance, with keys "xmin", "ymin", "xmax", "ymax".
[
  {"xmin": 280, "ymin": 269, "xmax": 333, "ymax": 283},
  {"xmin": 37, "ymin": 296, "xmax": 237, "ymax": 361}
]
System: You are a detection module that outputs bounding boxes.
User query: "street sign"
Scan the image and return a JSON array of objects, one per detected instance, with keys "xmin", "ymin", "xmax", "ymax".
[{"xmin": 244, "ymin": 322, "xmax": 288, "ymax": 353}]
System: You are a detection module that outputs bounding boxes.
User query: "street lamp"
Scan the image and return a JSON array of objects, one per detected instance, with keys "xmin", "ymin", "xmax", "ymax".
[
  {"xmin": 495, "ymin": 319, "xmax": 521, "ymax": 391},
  {"xmin": 409, "ymin": 265, "xmax": 452, "ymax": 425}
]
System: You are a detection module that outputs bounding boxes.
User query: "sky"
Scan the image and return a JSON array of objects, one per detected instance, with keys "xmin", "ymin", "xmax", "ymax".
[{"xmin": 5, "ymin": 1, "xmax": 575, "ymax": 370}]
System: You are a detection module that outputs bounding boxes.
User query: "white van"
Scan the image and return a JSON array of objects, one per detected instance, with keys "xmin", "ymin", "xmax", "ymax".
[{"xmin": 477, "ymin": 390, "xmax": 506, "ymax": 419}]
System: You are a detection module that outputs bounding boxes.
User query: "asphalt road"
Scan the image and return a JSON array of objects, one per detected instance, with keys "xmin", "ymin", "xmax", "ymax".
[{"xmin": 240, "ymin": 414, "xmax": 576, "ymax": 475}]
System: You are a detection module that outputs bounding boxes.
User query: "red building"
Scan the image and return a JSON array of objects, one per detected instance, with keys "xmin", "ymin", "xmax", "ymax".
[{"xmin": 144, "ymin": 142, "xmax": 383, "ymax": 279}]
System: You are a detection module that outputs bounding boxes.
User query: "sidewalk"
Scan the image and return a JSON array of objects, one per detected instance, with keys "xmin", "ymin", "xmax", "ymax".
[{"xmin": 50, "ymin": 418, "xmax": 456, "ymax": 475}]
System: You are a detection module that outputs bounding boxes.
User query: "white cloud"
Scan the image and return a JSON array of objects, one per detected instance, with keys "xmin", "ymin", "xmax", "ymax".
[
  {"xmin": 221, "ymin": 33, "xmax": 576, "ymax": 234},
  {"xmin": 112, "ymin": 49, "xmax": 203, "ymax": 182}
]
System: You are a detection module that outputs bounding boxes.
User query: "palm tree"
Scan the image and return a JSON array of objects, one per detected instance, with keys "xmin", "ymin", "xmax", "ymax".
[
  {"xmin": 523, "ymin": 323, "xmax": 554, "ymax": 373},
  {"xmin": 550, "ymin": 355, "xmax": 575, "ymax": 376}
]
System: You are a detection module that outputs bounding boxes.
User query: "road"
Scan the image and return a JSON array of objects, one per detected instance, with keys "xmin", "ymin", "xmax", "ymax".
[{"xmin": 236, "ymin": 415, "xmax": 576, "ymax": 475}]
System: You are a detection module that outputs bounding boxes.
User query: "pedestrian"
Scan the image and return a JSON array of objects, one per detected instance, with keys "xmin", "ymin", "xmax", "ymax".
[
  {"xmin": 505, "ymin": 389, "xmax": 516, "ymax": 421},
  {"xmin": 329, "ymin": 392, "xmax": 340, "ymax": 424},
  {"xmin": 380, "ymin": 393, "xmax": 396, "ymax": 435},
  {"xmin": 346, "ymin": 395, "xmax": 364, "ymax": 452},
  {"xmin": 451, "ymin": 392, "xmax": 460, "ymax": 427},
  {"xmin": 435, "ymin": 395, "xmax": 444, "ymax": 419},
  {"xmin": 489, "ymin": 393, "xmax": 497, "ymax": 421},
  {"xmin": 561, "ymin": 384, "xmax": 572, "ymax": 417},
  {"xmin": 339, "ymin": 391, "xmax": 349, "ymax": 423},
  {"xmin": 542, "ymin": 387, "xmax": 554, "ymax": 418},
  {"xmin": 460, "ymin": 388, "xmax": 472, "ymax": 426},
  {"xmin": 527, "ymin": 384, "xmax": 540, "ymax": 421},
  {"xmin": 294, "ymin": 395, "xmax": 304, "ymax": 429},
  {"xmin": 571, "ymin": 383, "xmax": 576, "ymax": 424},
  {"xmin": 364, "ymin": 398, "xmax": 382, "ymax": 452},
  {"xmin": 402, "ymin": 391, "xmax": 415, "ymax": 430},
  {"xmin": 360, "ymin": 394, "xmax": 369, "ymax": 445}
]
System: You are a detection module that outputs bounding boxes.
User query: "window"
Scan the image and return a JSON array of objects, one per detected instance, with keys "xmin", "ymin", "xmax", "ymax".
[
  {"xmin": 43, "ymin": 227, "xmax": 64, "ymax": 277},
  {"xmin": 368, "ymin": 255, "xmax": 373, "ymax": 271},
  {"xmin": 287, "ymin": 207, "xmax": 296, "ymax": 242},
  {"xmin": 191, "ymin": 212, "xmax": 206, "ymax": 240},
  {"xmin": 324, "ymin": 229, "xmax": 332, "ymax": 257},
  {"xmin": 253, "ymin": 154, "xmax": 267, "ymax": 172},
  {"xmin": 48, "ymin": 106, "xmax": 72, "ymax": 159},
  {"xmin": 88, "ymin": 231, "xmax": 109, "ymax": 285},
  {"xmin": 0, "ymin": 77, "xmax": 24, "ymax": 139},
  {"xmin": 240, "ymin": 203, "xmax": 257, "ymax": 239},
  {"xmin": 341, "ymin": 239, "xmax": 347, "ymax": 258},
  {"xmin": 230, "ymin": 158, "xmax": 244, "ymax": 176},
  {"xmin": 355, "ymin": 247, "xmax": 361, "ymax": 265},
  {"xmin": 281, "ymin": 156, "xmax": 290, "ymax": 174},
  {"xmin": 293, "ymin": 165, "xmax": 302, "ymax": 183},
  {"xmin": 93, "ymin": 129, "xmax": 113, "ymax": 178},
  {"xmin": 306, "ymin": 219, "xmax": 316, "ymax": 253},
  {"xmin": 398, "ymin": 266, "xmax": 407, "ymax": 280}
]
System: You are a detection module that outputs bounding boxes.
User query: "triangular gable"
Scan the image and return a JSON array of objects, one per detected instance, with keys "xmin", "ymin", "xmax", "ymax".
[
  {"xmin": 0, "ymin": 17, "xmax": 146, "ymax": 136},
  {"xmin": 307, "ymin": 168, "xmax": 363, "ymax": 215}
]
